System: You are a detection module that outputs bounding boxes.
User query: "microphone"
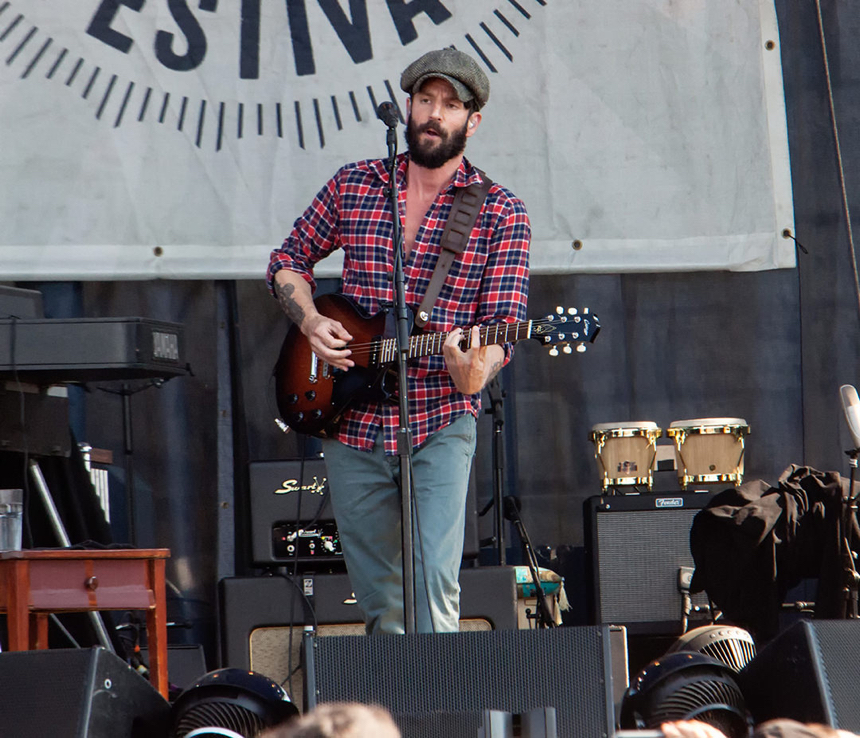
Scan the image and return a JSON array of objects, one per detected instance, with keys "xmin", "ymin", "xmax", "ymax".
[
  {"xmin": 503, "ymin": 495, "xmax": 522, "ymax": 522},
  {"xmin": 840, "ymin": 384, "xmax": 860, "ymax": 450},
  {"xmin": 376, "ymin": 101, "xmax": 399, "ymax": 128}
]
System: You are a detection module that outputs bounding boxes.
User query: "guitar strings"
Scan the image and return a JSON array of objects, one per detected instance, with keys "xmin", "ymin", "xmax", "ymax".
[{"xmin": 319, "ymin": 316, "xmax": 565, "ymax": 359}]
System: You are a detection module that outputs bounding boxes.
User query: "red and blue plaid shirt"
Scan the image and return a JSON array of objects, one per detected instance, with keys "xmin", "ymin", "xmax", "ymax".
[{"xmin": 267, "ymin": 153, "xmax": 530, "ymax": 454}]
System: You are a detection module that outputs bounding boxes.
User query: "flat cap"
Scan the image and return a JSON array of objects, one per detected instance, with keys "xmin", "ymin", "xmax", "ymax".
[{"xmin": 400, "ymin": 48, "xmax": 490, "ymax": 110}]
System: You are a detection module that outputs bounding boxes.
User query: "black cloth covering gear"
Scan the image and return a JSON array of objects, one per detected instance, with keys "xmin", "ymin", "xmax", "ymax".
[{"xmin": 689, "ymin": 465, "xmax": 858, "ymax": 640}]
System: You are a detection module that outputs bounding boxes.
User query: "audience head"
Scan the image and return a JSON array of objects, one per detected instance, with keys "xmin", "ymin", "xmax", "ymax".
[
  {"xmin": 753, "ymin": 719, "xmax": 860, "ymax": 738},
  {"xmin": 259, "ymin": 702, "xmax": 400, "ymax": 738}
]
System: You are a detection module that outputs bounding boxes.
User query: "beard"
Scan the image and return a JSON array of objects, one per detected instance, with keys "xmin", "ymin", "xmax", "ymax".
[{"xmin": 406, "ymin": 117, "xmax": 469, "ymax": 169}]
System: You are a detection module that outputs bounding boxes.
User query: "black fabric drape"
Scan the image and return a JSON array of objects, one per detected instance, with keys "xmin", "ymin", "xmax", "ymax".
[{"xmin": 689, "ymin": 465, "xmax": 858, "ymax": 639}]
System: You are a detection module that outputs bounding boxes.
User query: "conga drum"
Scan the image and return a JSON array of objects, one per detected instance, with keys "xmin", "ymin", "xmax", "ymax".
[
  {"xmin": 666, "ymin": 418, "xmax": 750, "ymax": 488},
  {"xmin": 589, "ymin": 421, "xmax": 663, "ymax": 491}
]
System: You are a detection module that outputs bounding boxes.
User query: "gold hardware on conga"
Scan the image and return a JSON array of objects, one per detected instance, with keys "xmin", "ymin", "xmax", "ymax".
[{"xmin": 589, "ymin": 421, "xmax": 663, "ymax": 491}]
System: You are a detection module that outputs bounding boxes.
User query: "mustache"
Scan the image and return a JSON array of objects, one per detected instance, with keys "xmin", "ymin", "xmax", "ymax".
[{"xmin": 416, "ymin": 121, "xmax": 445, "ymax": 138}]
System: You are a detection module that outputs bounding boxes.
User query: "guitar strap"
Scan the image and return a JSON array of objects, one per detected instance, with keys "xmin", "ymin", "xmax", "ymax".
[{"xmin": 414, "ymin": 168, "xmax": 493, "ymax": 329}]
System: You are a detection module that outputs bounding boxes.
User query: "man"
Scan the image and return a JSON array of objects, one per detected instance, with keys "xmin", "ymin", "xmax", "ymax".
[{"xmin": 267, "ymin": 47, "xmax": 530, "ymax": 634}]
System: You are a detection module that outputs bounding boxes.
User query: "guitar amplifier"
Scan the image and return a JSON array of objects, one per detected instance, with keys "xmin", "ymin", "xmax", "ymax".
[
  {"xmin": 249, "ymin": 457, "xmax": 479, "ymax": 567},
  {"xmin": 585, "ymin": 492, "xmax": 716, "ymax": 634},
  {"xmin": 249, "ymin": 457, "xmax": 340, "ymax": 566}
]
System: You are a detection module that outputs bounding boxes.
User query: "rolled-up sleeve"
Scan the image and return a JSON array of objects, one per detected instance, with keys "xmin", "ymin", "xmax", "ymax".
[{"xmin": 266, "ymin": 172, "xmax": 343, "ymax": 295}]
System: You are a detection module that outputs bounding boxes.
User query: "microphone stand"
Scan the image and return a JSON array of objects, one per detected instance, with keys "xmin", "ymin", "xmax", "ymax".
[
  {"xmin": 485, "ymin": 377, "xmax": 506, "ymax": 565},
  {"xmin": 382, "ymin": 115, "xmax": 417, "ymax": 633},
  {"xmin": 505, "ymin": 497, "xmax": 556, "ymax": 629},
  {"xmin": 842, "ymin": 448, "xmax": 860, "ymax": 619}
]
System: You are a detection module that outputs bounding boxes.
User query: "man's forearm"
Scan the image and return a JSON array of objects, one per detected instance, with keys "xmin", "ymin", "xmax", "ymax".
[
  {"xmin": 274, "ymin": 270, "xmax": 315, "ymax": 328},
  {"xmin": 484, "ymin": 350, "xmax": 505, "ymax": 388}
]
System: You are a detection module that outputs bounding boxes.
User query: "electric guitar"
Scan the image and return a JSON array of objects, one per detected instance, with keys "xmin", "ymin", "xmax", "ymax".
[{"xmin": 273, "ymin": 293, "xmax": 600, "ymax": 437}]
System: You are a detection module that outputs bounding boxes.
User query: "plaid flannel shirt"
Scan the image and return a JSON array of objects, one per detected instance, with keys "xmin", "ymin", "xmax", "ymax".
[{"xmin": 267, "ymin": 153, "xmax": 530, "ymax": 454}]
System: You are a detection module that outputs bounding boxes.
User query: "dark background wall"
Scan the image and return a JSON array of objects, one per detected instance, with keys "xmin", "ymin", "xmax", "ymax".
[{"xmin": 8, "ymin": 0, "xmax": 860, "ymax": 664}]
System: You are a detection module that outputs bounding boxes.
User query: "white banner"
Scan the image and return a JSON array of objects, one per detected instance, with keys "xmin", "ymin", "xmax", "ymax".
[{"xmin": 0, "ymin": 0, "xmax": 794, "ymax": 279}]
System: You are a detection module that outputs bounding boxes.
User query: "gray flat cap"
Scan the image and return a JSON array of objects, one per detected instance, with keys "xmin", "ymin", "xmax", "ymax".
[{"xmin": 400, "ymin": 48, "xmax": 490, "ymax": 109}]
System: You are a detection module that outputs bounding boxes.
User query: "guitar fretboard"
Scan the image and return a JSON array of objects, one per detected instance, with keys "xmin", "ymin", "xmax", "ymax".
[{"xmin": 375, "ymin": 321, "xmax": 533, "ymax": 365}]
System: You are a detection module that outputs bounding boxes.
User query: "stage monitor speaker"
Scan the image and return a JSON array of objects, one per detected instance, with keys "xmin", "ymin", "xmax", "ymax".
[
  {"xmin": 0, "ymin": 646, "xmax": 170, "ymax": 737},
  {"xmin": 304, "ymin": 627, "xmax": 618, "ymax": 738},
  {"xmin": 249, "ymin": 457, "xmax": 479, "ymax": 566},
  {"xmin": 585, "ymin": 492, "xmax": 715, "ymax": 634},
  {"xmin": 738, "ymin": 619, "xmax": 860, "ymax": 732},
  {"xmin": 219, "ymin": 567, "xmax": 518, "ymax": 705}
]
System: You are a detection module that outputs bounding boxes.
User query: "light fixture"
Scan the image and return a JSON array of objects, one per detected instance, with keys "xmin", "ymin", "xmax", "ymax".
[
  {"xmin": 620, "ymin": 652, "xmax": 750, "ymax": 738},
  {"xmin": 666, "ymin": 624, "xmax": 757, "ymax": 672},
  {"xmin": 170, "ymin": 668, "xmax": 298, "ymax": 738}
]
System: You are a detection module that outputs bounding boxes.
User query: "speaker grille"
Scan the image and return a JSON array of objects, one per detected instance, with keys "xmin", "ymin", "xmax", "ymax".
[
  {"xmin": 739, "ymin": 620, "xmax": 860, "ymax": 732},
  {"xmin": 593, "ymin": 504, "xmax": 709, "ymax": 628},
  {"xmin": 809, "ymin": 620, "xmax": 860, "ymax": 730},
  {"xmin": 306, "ymin": 628, "xmax": 615, "ymax": 738}
]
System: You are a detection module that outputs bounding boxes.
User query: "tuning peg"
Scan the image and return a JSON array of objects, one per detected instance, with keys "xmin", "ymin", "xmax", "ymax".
[
  {"xmin": 549, "ymin": 347, "xmax": 559, "ymax": 357},
  {"xmin": 556, "ymin": 306, "xmax": 564, "ymax": 314},
  {"xmin": 567, "ymin": 308, "xmax": 578, "ymax": 316},
  {"xmin": 576, "ymin": 343, "xmax": 587, "ymax": 353},
  {"xmin": 563, "ymin": 345, "xmax": 573, "ymax": 354}
]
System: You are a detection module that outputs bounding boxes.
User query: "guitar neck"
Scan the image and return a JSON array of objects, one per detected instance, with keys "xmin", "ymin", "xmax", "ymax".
[{"xmin": 376, "ymin": 321, "xmax": 532, "ymax": 364}]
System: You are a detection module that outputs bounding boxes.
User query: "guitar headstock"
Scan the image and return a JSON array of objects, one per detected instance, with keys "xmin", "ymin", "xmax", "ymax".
[{"xmin": 531, "ymin": 307, "xmax": 601, "ymax": 355}]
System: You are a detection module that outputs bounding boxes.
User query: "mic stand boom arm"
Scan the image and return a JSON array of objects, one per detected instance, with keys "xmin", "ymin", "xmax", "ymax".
[{"xmin": 383, "ymin": 116, "xmax": 418, "ymax": 633}]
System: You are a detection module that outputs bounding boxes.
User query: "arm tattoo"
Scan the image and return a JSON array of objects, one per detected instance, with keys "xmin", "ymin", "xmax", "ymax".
[
  {"xmin": 275, "ymin": 282, "xmax": 306, "ymax": 326},
  {"xmin": 484, "ymin": 358, "xmax": 504, "ymax": 388}
]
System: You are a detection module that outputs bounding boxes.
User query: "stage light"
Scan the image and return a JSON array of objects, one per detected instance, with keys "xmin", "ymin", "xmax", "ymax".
[
  {"xmin": 170, "ymin": 668, "xmax": 299, "ymax": 738},
  {"xmin": 620, "ymin": 652, "xmax": 750, "ymax": 738},
  {"xmin": 665, "ymin": 624, "xmax": 757, "ymax": 672}
]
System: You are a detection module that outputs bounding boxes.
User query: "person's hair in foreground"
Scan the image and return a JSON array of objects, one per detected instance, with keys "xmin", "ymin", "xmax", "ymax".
[{"xmin": 259, "ymin": 702, "xmax": 401, "ymax": 738}]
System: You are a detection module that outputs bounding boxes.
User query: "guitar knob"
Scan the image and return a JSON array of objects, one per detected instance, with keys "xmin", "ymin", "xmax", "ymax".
[
  {"xmin": 286, "ymin": 394, "xmax": 299, "ymax": 405},
  {"xmin": 311, "ymin": 409, "xmax": 323, "ymax": 420},
  {"xmin": 305, "ymin": 390, "xmax": 316, "ymax": 401},
  {"xmin": 292, "ymin": 412, "xmax": 305, "ymax": 423}
]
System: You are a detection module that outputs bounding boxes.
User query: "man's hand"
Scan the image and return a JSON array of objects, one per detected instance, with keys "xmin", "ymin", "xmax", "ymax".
[
  {"xmin": 302, "ymin": 312, "xmax": 354, "ymax": 370},
  {"xmin": 274, "ymin": 270, "xmax": 354, "ymax": 370},
  {"xmin": 443, "ymin": 325, "xmax": 504, "ymax": 395}
]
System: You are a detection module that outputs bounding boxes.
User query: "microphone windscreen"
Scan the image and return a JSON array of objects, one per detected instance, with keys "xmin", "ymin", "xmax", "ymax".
[
  {"xmin": 502, "ymin": 495, "xmax": 521, "ymax": 521},
  {"xmin": 840, "ymin": 384, "xmax": 860, "ymax": 449},
  {"xmin": 376, "ymin": 101, "xmax": 399, "ymax": 128}
]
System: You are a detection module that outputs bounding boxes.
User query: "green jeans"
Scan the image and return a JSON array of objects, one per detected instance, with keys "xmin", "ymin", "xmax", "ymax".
[{"xmin": 321, "ymin": 413, "xmax": 477, "ymax": 634}]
